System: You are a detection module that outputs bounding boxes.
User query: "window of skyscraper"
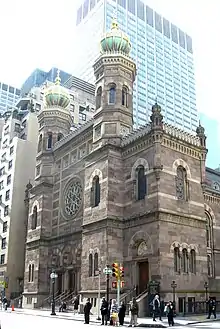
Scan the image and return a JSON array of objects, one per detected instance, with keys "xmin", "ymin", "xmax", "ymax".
[
  {"xmin": 155, "ymin": 12, "xmax": 162, "ymax": 33},
  {"xmin": 171, "ymin": 24, "xmax": 178, "ymax": 44},
  {"xmin": 137, "ymin": 0, "xmax": 145, "ymax": 21},
  {"xmin": 163, "ymin": 18, "xmax": 170, "ymax": 39},
  {"xmin": 118, "ymin": 0, "xmax": 126, "ymax": 9},
  {"xmin": 186, "ymin": 35, "xmax": 193, "ymax": 54},
  {"xmin": 146, "ymin": 6, "xmax": 154, "ymax": 27},
  {"xmin": 83, "ymin": 0, "xmax": 89, "ymax": 18},
  {"xmin": 90, "ymin": 0, "xmax": 95, "ymax": 10},
  {"xmin": 179, "ymin": 29, "xmax": 186, "ymax": 49},
  {"xmin": 76, "ymin": 6, "xmax": 82, "ymax": 25},
  {"xmin": 2, "ymin": 84, "xmax": 7, "ymax": 92},
  {"xmin": 9, "ymin": 86, "xmax": 14, "ymax": 94},
  {"xmin": 128, "ymin": 0, "xmax": 135, "ymax": 14}
]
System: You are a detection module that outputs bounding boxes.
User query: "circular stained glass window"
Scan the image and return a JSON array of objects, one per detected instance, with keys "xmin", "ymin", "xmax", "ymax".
[{"xmin": 64, "ymin": 180, "xmax": 83, "ymax": 217}]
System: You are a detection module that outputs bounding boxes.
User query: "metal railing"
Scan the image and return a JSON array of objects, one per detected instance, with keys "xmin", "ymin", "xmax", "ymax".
[{"xmin": 40, "ymin": 291, "xmax": 59, "ymax": 308}]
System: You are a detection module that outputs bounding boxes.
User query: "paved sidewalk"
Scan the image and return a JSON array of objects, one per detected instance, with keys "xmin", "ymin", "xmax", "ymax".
[{"xmin": 3, "ymin": 308, "xmax": 220, "ymax": 327}]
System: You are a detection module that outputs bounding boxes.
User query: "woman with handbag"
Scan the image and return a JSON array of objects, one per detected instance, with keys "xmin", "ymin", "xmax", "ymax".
[{"xmin": 111, "ymin": 299, "xmax": 119, "ymax": 326}]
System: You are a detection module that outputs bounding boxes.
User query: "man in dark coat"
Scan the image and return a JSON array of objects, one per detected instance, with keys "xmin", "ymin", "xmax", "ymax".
[
  {"xmin": 207, "ymin": 297, "xmax": 216, "ymax": 319},
  {"xmin": 84, "ymin": 298, "xmax": 92, "ymax": 324},
  {"xmin": 100, "ymin": 297, "xmax": 108, "ymax": 325},
  {"xmin": 119, "ymin": 301, "xmax": 126, "ymax": 326}
]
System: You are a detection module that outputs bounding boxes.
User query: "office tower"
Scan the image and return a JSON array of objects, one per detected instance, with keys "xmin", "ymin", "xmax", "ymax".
[
  {"xmin": 74, "ymin": 0, "xmax": 198, "ymax": 132},
  {"xmin": 0, "ymin": 82, "xmax": 21, "ymax": 114},
  {"xmin": 21, "ymin": 67, "xmax": 72, "ymax": 96},
  {"xmin": 200, "ymin": 112, "xmax": 220, "ymax": 170},
  {"xmin": 0, "ymin": 108, "xmax": 39, "ymax": 299}
]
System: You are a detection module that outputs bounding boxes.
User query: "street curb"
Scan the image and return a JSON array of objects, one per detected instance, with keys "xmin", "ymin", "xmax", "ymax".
[{"xmin": 187, "ymin": 318, "xmax": 220, "ymax": 325}]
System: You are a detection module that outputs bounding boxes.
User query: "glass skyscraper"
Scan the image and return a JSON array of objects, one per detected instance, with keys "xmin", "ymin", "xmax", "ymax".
[
  {"xmin": 74, "ymin": 0, "xmax": 198, "ymax": 131},
  {"xmin": 0, "ymin": 82, "xmax": 21, "ymax": 115}
]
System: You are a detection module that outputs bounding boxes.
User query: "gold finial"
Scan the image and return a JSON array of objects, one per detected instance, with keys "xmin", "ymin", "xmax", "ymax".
[
  {"xmin": 55, "ymin": 69, "xmax": 61, "ymax": 85},
  {"xmin": 111, "ymin": 10, "xmax": 118, "ymax": 30}
]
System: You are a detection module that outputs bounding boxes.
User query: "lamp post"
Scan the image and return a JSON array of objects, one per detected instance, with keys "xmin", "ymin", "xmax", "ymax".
[
  {"xmin": 171, "ymin": 281, "xmax": 177, "ymax": 308},
  {"xmin": 204, "ymin": 281, "xmax": 209, "ymax": 313},
  {"xmin": 103, "ymin": 265, "xmax": 112, "ymax": 305},
  {"xmin": 95, "ymin": 268, "xmax": 101, "ymax": 320},
  {"xmin": 50, "ymin": 271, "xmax": 58, "ymax": 316}
]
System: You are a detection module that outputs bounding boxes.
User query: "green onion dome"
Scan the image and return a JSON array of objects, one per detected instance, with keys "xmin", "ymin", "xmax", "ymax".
[
  {"xmin": 100, "ymin": 19, "xmax": 131, "ymax": 56},
  {"xmin": 44, "ymin": 70, "xmax": 70, "ymax": 109}
]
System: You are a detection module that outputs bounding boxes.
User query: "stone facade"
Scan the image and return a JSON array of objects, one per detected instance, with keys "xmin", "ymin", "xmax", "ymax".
[{"xmin": 22, "ymin": 22, "xmax": 220, "ymax": 313}]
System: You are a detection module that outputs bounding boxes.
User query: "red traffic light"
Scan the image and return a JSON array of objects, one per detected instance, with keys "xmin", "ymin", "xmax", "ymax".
[{"xmin": 120, "ymin": 266, "xmax": 124, "ymax": 277}]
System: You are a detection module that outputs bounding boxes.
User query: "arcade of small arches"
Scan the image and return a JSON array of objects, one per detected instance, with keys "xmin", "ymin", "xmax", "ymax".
[
  {"xmin": 96, "ymin": 83, "xmax": 129, "ymax": 110},
  {"xmin": 172, "ymin": 242, "xmax": 197, "ymax": 274},
  {"xmin": 37, "ymin": 132, "xmax": 64, "ymax": 153},
  {"xmin": 88, "ymin": 251, "xmax": 99, "ymax": 277}
]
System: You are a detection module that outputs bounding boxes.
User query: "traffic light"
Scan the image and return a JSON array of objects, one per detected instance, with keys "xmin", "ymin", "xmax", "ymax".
[
  {"xmin": 112, "ymin": 263, "xmax": 119, "ymax": 279},
  {"xmin": 120, "ymin": 266, "xmax": 124, "ymax": 278}
]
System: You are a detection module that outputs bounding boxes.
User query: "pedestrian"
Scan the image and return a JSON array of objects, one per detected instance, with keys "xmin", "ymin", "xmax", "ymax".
[
  {"xmin": 111, "ymin": 299, "xmax": 119, "ymax": 326},
  {"xmin": 101, "ymin": 297, "xmax": 108, "ymax": 325},
  {"xmin": 207, "ymin": 297, "xmax": 216, "ymax": 319},
  {"xmin": 152, "ymin": 294, "xmax": 162, "ymax": 322},
  {"xmin": 118, "ymin": 301, "xmax": 126, "ymax": 326},
  {"xmin": 108, "ymin": 299, "xmax": 113, "ymax": 325},
  {"xmin": 73, "ymin": 296, "xmax": 79, "ymax": 315},
  {"xmin": 84, "ymin": 298, "xmax": 92, "ymax": 324},
  {"xmin": 128, "ymin": 297, "xmax": 139, "ymax": 327},
  {"xmin": 2, "ymin": 296, "xmax": 7, "ymax": 311},
  {"xmin": 164, "ymin": 301, "xmax": 175, "ymax": 326}
]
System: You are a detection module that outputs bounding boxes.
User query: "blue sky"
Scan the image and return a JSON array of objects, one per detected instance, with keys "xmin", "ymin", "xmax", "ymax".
[{"xmin": 0, "ymin": 0, "xmax": 220, "ymax": 119}]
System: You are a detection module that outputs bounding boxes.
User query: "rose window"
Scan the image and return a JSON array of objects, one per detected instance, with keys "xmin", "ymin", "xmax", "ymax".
[{"xmin": 64, "ymin": 180, "xmax": 83, "ymax": 216}]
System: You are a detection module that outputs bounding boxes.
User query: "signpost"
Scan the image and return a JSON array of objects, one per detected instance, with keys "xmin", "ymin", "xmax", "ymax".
[
  {"xmin": 103, "ymin": 265, "xmax": 112, "ymax": 304},
  {"xmin": 50, "ymin": 271, "xmax": 58, "ymax": 316}
]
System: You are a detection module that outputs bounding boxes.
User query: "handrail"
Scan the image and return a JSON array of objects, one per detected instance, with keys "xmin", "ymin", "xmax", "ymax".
[
  {"xmin": 120, "ymin": 286, "xmax": 137, "ymax": 303},
  {"xmin": 40, "ymin": 290, "xmax": 59, "ymax": 308},
  {"xmin": 56, "ymin": 290, "xmax": 70, "ymax": 303},
  {"xmin": 136, "ymin": 288, "xmax": 148, "ymax": 301},
  {"xmin": 63, "ymin": 291, "xmax": 75, "ymax": 303}
]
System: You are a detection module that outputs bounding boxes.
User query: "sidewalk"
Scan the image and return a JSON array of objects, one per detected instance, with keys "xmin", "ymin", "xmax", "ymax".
[{"xmin": 3, "ymin": 307, "xmax": 220, "ymax": 327}]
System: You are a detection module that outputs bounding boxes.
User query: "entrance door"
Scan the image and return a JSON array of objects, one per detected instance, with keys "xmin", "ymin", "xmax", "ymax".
[
  {"xmin": 138, "ymin": 261, "xmax": 149, "ymax": 294},
  {"xmin": 68, "ymin": 270, "xmax": 76, "ymax": 292},
  {"xmin": 57, "ymin": 272, "xmax": 63, "ymax": 295}
]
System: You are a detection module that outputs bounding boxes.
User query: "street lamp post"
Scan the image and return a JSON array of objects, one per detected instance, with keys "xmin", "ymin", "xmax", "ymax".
[
  {"xmin": 204, "ymin": 281, "xmax": 209, "ymax": 313},
  {"xmin": 50, "ymin": 271, "xmax": 58, "ymax": 316},
  {"xmin": 171, "ymin": 281, "xmax": 177, "ymax": 309},
  {"xmin": 95, "ymin": 268, "xmax": 101, "ymax": 320},
  {"xmin": 103, "ymin": 265, "xmax": 112, "ymax": 305}
]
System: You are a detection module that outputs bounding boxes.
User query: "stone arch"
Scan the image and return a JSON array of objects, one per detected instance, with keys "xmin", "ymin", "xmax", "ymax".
[
  {"xmin": 89, "ymin": 169, "xmax": 103, "ymax": 186},
  {"xmin": 128, "ymin": 231, "xmax": 153, "ymax": 257},
  {"xmin": 31, "ymin": 200, "xmax": 39, "ymax": 213},
  {"xmin": 50, "ymin": 248, "xmax": 61, "ymax": 268},
  {"xmin": 95, "ymin": 83, "xmax": 103, "ymax": 94},
  {"xmin": 204, "ymin": 203, "xmax": 216, "ymax": 225},
  {"xmin": 170, "ymin": 241, "xmax": 181, "ymax": 252},
  {"xmin": 189, "ymin": 243, "xmax": 198, "ymax": 253},
  {"xmin": 131, "ymin": 158, "xmax": 149, "ymax": 180},
  {"xmin": 172, "ymin": 159, "xmax": 191, "ymax": 178},
  {"xmin": 61, "ymin": 245, "xmax": 73, "ymax": 267}
]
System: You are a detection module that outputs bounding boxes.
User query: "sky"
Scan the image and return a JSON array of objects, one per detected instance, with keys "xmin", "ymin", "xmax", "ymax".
[{"xmin": 0, "ymin": 0, "xmax": 220, "ymax": 120}]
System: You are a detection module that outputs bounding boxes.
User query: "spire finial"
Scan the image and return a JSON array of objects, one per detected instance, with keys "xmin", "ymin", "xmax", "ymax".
[
  {"xmin": 111, "ymin": 10, "xmax": 118, "ymax": 30},
  {"xmin": 55, "ymin": 69, "xmax": 61, "ymax": 85}
]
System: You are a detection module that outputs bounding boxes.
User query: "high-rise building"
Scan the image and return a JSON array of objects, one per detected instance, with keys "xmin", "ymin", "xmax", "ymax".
[
  {"xmin": 0, "ymin": 82, "xmax": 21, "ymax": 114},
  {"xmin": 21, "ymin": 68, "xmax": 71, "ymax": 96},
  {"xmin": 199, "ymin": 112, "xmax": 220, "ymax": 170},
  {"xmin": 0, "ymin": 109, "xmax": 38, "ymax": 299},
  {"xmin": 74, "ymin": 0, "xmax": 198, "ymax": 132}
]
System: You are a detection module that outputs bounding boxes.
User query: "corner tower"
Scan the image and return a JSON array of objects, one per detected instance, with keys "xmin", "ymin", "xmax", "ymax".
[{"xmin": 93, "ymin": 19, "xmax": 136, "ymax": 146}]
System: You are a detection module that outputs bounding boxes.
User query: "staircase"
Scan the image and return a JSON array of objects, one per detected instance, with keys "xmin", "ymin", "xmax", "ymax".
[{"xmin": 136, "ymin": 289, "xmax": 149, "ymax": 317}]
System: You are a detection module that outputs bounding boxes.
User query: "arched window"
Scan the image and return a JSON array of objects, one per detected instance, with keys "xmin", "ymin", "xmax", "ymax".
[
  {"xmin": 47, "ymin": 133, "xmax": 52, "ymax": 149},
  {"xmin": 207, "ymin": 255, "xmax": 212, "ymax": 276},
  {"xmin": 136, "ymin": 165, "xmax": 146, "ymax": 200},
  {"xmin": 182, "ymin": 248, "xmax": 188, "ymax": 273},
  {"xmin": 89, "ymin": 254, "xmax": 93, "ymax": 277},
  {"xmin": 108, "ymin": 85, "xmax": 116, "ymax": 104},
  {"xmin": 94, "ymin": 252, "xmax": 99, "ymax": 276},
  {"xmin": 91, "ymin": 176, "xmax": 100, "ymax": 207},
  {"xmin": 174, "ymin": 247, "xmax": 180, "ymax": 273},
  {"xmin": 189, "ymin": 249, "xmax": 196, "ymax": 274},
  {"xmin": 31, "ymin": 206, "xmax": 37, "ymax": 230},
  {"xmin": 176, "ymin": 166, "xmax": 189, "ymax": 200},
  {"xmin": 96, "ymin": 86, "xmax": 102, "ymax": 109},
  {"xmin": 31, "ymin": 264, "xmax": 34, "ymax": 282},
  {"xmin": 28, "ymin": 264, "xmax": 32, "ymax": 282},
  {"xmin": 38, "ymin": 134, "xmax": 43, "ymax": 153},
  {"xmin": 57, "ymin": 133, "xmax": 63, "ymax": 141},
  {"xmin": 122, "ymin": 86, "xmax": 128, "ymax": 107},
  {"xmin": 206, "ymin": 212, "xmax": 213, "ymax": 248}
]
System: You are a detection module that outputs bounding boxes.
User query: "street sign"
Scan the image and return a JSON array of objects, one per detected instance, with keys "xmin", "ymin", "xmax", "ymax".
[
  {"xmin": 103, "ymin": 267, "xmax": 112, "ymax": 275},
  {"xmin": 50, "ymin": 273, "xmax": 58, "ymax": 279}
]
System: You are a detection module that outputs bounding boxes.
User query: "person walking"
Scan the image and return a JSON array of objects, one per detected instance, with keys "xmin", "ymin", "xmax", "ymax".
[
  {"xmin": 73, "ymin": 296, "xmax": 79, "ymax": 315},
  {"xmin": 165, "ymin": 301, "xmax": 175, "ymax": 326},
  {"xmin": 110, "ymin": 299, "xmax": 119, "ymax": 326},
  {"xmin": 128, "ymin": 297, "xmax": 139, "ymax": 327},
  {"xmin": 101, "ymin": 297, "xmax": 108, "ymax": 325},
  {"xmin": 118, "ymin": 301, "xmax": 126, "ymax": 326},
  {"xmin": 152, "ymin": 294, "xmax": 162, "ymax": 322},
  {"xmin": 207, "ymin": 297, "xmax": 216, "ymax": 319},
  {"xmin": 84, "ymin": 298, "xmax": 92, "ymax": 324}
]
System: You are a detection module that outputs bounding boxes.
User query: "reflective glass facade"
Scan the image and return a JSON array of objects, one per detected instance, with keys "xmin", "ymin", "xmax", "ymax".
[
  {"xmin": 74, "ymin": 0, "xmax": 198, "ymax": 131},
  {"xmin": 0, "ymin": 82, "xmax": 20, "ymax": 114}
]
